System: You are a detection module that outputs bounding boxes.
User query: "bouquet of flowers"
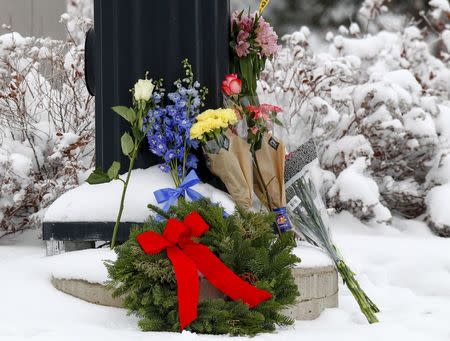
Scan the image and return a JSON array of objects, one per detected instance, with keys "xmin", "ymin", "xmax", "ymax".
[
  {"xmin": 230, "ymin": 10, "xmax": 280, "ymax": 101},
  {"xmin": 246, "ymin": 105, "xmax": 291, "ymax": 233},
  {"xmin": 145, "ymin": 59, "xmax": 208, "ymax": 212},
  {"xmin": 222, "ymin": 72, "xmax": 290, "ymax": 232},
  {"xmin": 285, "ymin": 139, "xmax": 380, "ymax": 323},
  {"xmin": 190, "ymin": 108, "xmax": 255, "ymax": 210}
]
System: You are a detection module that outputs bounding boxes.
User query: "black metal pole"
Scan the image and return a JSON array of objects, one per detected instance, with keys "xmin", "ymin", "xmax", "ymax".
[{"xmin": 90, "ymin": 0, "xmax": 230, "ymax": 176}]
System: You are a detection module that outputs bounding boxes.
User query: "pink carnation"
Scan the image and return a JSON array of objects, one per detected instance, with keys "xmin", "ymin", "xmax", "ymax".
[{"xmin": 255, "ymin": 18, "xmax": 280, "ymax": 57}]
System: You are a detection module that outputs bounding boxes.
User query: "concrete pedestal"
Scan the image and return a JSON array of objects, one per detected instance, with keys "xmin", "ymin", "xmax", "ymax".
[{"xmin": 51, "ymin": 261, "xmax": 338, "ymax": 320}]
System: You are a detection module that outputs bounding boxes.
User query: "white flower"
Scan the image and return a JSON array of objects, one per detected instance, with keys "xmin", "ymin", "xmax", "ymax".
[{"xmin": 134, "ymin": 79, "xmax": 154, "ymax": 102}]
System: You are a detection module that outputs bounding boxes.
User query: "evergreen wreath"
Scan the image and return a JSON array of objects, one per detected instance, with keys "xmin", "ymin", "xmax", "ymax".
[{"xmin": 106, "ymin": 199, "xmax": 300, "ymax": 336}]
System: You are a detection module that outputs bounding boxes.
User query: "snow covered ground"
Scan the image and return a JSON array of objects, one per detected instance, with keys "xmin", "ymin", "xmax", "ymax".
[{"xmin": 1, "ymin": 213, "xmax": 449, "ymax": 341}]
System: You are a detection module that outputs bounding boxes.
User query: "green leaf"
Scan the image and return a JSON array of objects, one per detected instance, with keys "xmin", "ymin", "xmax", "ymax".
[
  {"xmin": 121, "ymin": 132, "xmax": 135, "ymax": 156},
  {"xmin": 107, "ymin": 161, "xmax": 121, "ymax": 180},
  {"xmin": 272, "ymin": 116, "xmax": 283, "ymax": 127},
  {"xmin": 239, "ymin": 57, "xmax": 252, "ymax": 83},
  {"xmin": 112, "ymin": 106, "xmax": 136, "ymax": 123},
  {"xmin": 86, "ymin": 168, "xmax": 112, "ymax": 185}
]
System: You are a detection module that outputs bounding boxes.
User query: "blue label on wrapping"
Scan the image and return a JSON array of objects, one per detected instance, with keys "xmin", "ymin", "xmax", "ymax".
[{"xmin": 273, "ymin": 207, "xmax": 292, "ymax": 233}]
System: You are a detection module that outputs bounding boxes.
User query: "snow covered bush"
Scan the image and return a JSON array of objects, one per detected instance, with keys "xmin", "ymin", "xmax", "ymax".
[
  {"xmin": 0, "ymin": 15, "xmax": 93, "ymax": 237},
  {"xmin": 259, "ymin": 1, "xmax": 450, "ymax": 233}
]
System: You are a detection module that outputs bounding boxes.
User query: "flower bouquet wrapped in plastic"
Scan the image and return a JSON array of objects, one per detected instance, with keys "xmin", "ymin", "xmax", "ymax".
[
  {"xmin": 285, "ymin": 139, "xmax": 380, "ymax": 324},
  {"xmin": 190, "ymin": 109, "xmax": 254, "ymax": 210}
]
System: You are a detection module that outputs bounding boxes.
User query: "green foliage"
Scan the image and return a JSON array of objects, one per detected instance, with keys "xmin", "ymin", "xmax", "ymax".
[
  {"xmin": 86, "ymin": 161, "xmax": 122, "ymax": 185},
  {"xmin": 112, "ymin": 106, "xmax": 136, "ymax": 123},
  {"xmin": 107, "ymin": 161, "xmax": 121, "ymax": 180},
  {"xmin": 120, "ymin": 132, "xmax": 134, "ymax": 156},
  {"xmin": 106, "ymin": 199, "xmax": 300, "ymax": 336},
  {"xmin": 86, "ymin": 168, "xmax": 112, "ymax": 185}
]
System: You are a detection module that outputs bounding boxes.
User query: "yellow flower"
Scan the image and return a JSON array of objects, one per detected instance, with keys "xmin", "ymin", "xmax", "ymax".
[
  {"xmin": 190, "ymin": 108, "xmax": 239, "ymax": 141},
  {"xmin": 190, "ymin": 121, "xmax": 205, "ymax": 140},
  {"xmin": 197, "ymin": 108, "xmax": 237, "ymax": 124},
  {"xmin": 196, "ymin": 109, "xmax": 215, "ymax": 122}
]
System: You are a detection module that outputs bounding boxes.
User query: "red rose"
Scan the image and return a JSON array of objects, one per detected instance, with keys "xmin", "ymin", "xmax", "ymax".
[{"xmin": 222, "ymin": 74, "xmax": 242, "ymax": 96}]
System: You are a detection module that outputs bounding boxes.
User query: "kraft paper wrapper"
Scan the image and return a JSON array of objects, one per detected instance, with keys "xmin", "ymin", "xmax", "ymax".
[
  {"xmin": 205, "ymin": 130, "xmax": 253, "ymax": 210},
  {"xmin": 253, "ymin": 133, "xmax": 286, "ymax": 209}
]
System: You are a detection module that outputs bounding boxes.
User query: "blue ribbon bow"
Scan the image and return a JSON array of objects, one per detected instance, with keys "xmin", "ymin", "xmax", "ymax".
[{"xmin": 154, "ymin": 170, "xmax": 204, "ymax": 212}]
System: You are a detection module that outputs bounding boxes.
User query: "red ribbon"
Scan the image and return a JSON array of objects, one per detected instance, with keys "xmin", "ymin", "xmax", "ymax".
[{"xmin": 136, "ymin": 211, "xmax": 272, "ymax": 330}]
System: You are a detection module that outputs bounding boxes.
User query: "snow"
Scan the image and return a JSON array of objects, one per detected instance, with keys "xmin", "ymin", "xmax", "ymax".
[
  {"xmin": 0, "ymin": 32, "xmax": 27, "ymax": 50},
  {"xmin": 436, "ymin": 105, "xmax": 450, "ymax": 141},
  {"xmin": 426, "ymin": 184, "xmax": 450, "ymax": 228},
  {"xmin": 293, "ymin": 242, "xmax": 334, "ymax": 268},
  {"xmin": 329, "ymin": 158, "xmax": 379, "ymax": 206},
  {"xmin": 9, "ymin": 153, "xmax": 33, "ymax": 178},
  {"xmin": 47, "ymin": 248, "xmax": 116, "ymax": 284},
  {"xmin": 403, "ymin": 108, "xmax": 437, "ymax": 137},
  {"xmin": 429, "ymin": 0, "xmax": 450, "ymax": 13},
  {"xmin": 57, "ymin": 132, "xmax": 80, "ymax": 148},
  {"xmin": 330, "ymin": 32, "xmax": 400, "ymax": 60},
  {"xmin": 321, "ymin": 135, "xmax": 373, "ymax": 168},
  {"xmin": 46, "ymin": 243, "xmax": 333, "ymax": 285},
  {"xmin": 44, "ymin": 166, "xmax": 236, "ymax": 222},
  {"xmin": 443, "ymin": 30, "xmax": 450, "ymax": 52},
  {"xmin": 426, "ymin": 151, "xmax": 450, "ymax": 185},
  {"xmin": 1, "ymin": 213, "xmax": 450, "ymax": 340},
  {"xmin": 349, "ymin": 23, "xmax": 360, "ymax": 35},
  {"xmin": 381, "ymin": 70, "xmax": 422, "ymax": 95}
]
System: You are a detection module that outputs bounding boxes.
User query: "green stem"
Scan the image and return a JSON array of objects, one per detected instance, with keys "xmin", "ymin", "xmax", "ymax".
[
  {"xmin": 336, "ymin": 261, "xmax": 379, "ymax": 324},
  {"xmin": 110, "ymin": 143, "xmax": 139, "ymax": 249},
  {"xmin": 181, "ymin": 137, "xmax": 188, "ymax": 182}
]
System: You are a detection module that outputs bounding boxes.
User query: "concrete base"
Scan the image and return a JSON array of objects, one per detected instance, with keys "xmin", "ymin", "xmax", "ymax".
[
  {"xmin": 51, "ymin": 264, "xmax": 338, "ymax": 321},
  {"xmin": 284, "ymin": 265, "xmax": 338, "ymax": 320}
]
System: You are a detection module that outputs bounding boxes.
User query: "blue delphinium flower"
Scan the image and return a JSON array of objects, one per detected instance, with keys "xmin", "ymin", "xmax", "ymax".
[{"xmin": 145, "ymin": 60, "xmax": 207, "ymax": 186}]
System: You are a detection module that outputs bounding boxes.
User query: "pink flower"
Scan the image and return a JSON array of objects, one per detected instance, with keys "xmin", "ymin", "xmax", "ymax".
[
  {"xmin": 231, "ymin": 11, "xmax": 255, "ymax": 33},
  {"xmin": 235, "ymin": 30, "xmax": 250, "ymax": 57},
  {"xmin": 222, "ymin": 74, "xmax": 242, "ymax": 96},
  {"xmin": 246, "ymin": 104, "xmax": 282, "ymax": 123},
  {"xmin": 260, "ymin": 104, "xmax": 282, "ymax": 113},
  {"xmin": 251, "ymin": 126, "xmax": 259, "ymax": 135},
  {"xmin": 255, "ymin": 18, "xmax": 281, "ymax": 57},
  {"xmin": 238, "ymin": 14, "xmax": 254, "ymax": 32},
  {"xmin": 246, "ymin": 105, "xmax": 270, "ymax": 122}
]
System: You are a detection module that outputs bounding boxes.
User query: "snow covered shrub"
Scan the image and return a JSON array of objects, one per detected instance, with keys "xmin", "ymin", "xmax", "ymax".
[
  {"xmin": 259, "ymin": 1, "xmax": 450, "ymax": 230},
  {"xmin": 0, "ymin": 17, "xmax": 93, "ymax": 237}
]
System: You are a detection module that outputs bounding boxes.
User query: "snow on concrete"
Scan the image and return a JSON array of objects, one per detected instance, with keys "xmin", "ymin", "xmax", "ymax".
[
  {"xmin": 293, "ymin": 242, "xmax": 334, "ymax": 268},
  {"xmin": 44, "ymin": 166, "xmax": 236, "ymax": 223},
  {"xmin": 47, "ymin": 248, "xmax": 116, "ymax": 284},
  {"xmin": 46, "ymin": 243, "xmax": 332, "ymax": 284},
  {"xmin": 1, "ymin": 213, "xmax": 450, "ymax": 340}
]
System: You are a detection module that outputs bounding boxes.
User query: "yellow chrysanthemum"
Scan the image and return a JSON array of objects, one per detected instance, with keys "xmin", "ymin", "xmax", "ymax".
[
  {"xmin": 197, "ymin": 108, "xmax": 237, "ymax": 125},
  {"xmin": 190, "ymin": 108, "xmax": 239, "ymax": 140},
  {"xmin": 190, "ymin": 121, "xmax": 205, "ymax": 139}
]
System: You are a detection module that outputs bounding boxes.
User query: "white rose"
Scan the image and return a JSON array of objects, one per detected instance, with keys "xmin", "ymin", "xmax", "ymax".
[{"xmin": 134, "ymin": 79, "xmax": 155, "ymax": 102}]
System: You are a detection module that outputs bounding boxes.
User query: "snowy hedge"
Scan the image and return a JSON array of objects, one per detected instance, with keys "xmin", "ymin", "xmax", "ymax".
[
  {"xmin": 0, "ymin": 11, "xmax": 94, "ymax": 237},
  {"xmin": 259, "ymin": 0, "xmax": 450, "ymax": 235},
  {"xmin": 1, "ymin": 0, "xmax": 450, "ymax": 238}
]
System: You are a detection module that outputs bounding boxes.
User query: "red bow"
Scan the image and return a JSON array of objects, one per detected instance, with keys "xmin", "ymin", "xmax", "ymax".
[{"xmin": 136, "ymin": 211, "xmax": 272, "ymax": 330}]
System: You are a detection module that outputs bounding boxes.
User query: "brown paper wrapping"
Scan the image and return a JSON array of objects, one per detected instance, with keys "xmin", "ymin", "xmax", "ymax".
[
  {"xmin": 253, "ymin": 133, "xmax": 286, "ymax": 210},
  {"xmin": 205, "ymin": 130, "xmax": 253, "ymax": 210}
]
